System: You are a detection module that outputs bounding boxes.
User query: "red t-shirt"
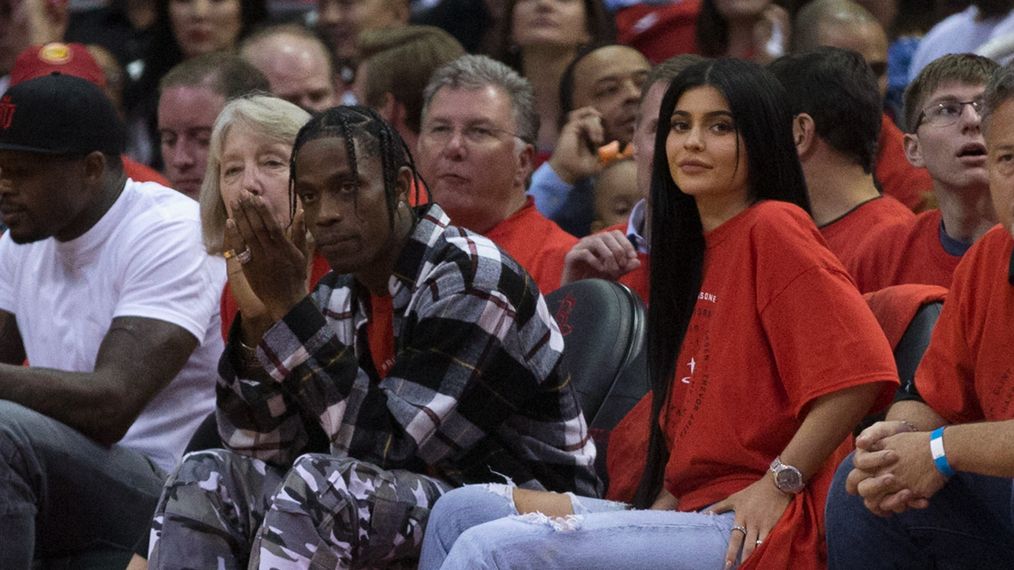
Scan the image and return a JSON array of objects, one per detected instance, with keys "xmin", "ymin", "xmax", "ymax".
[
  {"xmin": 407, "ymin": 177, "xmax": 429, "ymax": 207},
  {"xmin": 875, "ymin": 115, "xmax": 932, "ymax": 212},
  {"xmin": 367, "ymin": 293, "xmax": 396, "ymax": 378},
  {"xmin": 610, "ymin": 202, "xmax": 898, "ymax": 569},
  {"xmin": 219, "ymin": 252, "xmax": 332, "ymax": 338},
  {"xmin": 124, "ymin": 156, "xmax": 171, "ymax": 187},
  {"xmin": 820, "ymin": 195, "xmax": 914, "ymax": 275},
  {"xmin": 917, "ymin": 226, "xmax": 1014, "ymax": 423},
  {"xmin": 485, "ymin": 197, "xmax": 578, "ymax": 294},
  {"xmin": 615, "ymin": 0, "xmax": 700, "ymax": 63},
  {"xmin": 863, "ymin": 284, "xmax": 948, "ymax": 349},
  {"xmin": 850, "ymin": 209, "xmax": 962, "ymax": 293}
]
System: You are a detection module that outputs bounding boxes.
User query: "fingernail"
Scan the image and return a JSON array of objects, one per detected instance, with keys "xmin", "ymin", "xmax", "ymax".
[{"xmin": 725, "ymin": 560, "xmax": 733, "ymax": 569}]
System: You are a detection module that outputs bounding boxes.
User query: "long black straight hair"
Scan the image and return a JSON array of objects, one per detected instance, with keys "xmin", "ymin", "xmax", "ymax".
[{"xmin": 632, "ymin": 58, "xmax": 810, "ymax": 508}]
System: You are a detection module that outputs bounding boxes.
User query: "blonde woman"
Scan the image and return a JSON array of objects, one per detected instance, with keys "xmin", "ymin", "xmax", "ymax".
[{"xmin": 196, "ymin": 94, "xmax": 328, "ymax": 338}]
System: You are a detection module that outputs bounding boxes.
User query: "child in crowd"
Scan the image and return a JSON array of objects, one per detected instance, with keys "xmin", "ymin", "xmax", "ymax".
[
  {"xmin": 590, "ymin": 157, "xmax": 639, "ymax": 233},
  {"xmin": 850, "ymin": 54, "xmax": 999, "ymax": 292}
]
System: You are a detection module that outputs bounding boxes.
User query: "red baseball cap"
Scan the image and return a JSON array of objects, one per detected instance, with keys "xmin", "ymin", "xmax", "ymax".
[{"xmin": 9, "ymin": 42, "xmax": 107, "ymax": 89}]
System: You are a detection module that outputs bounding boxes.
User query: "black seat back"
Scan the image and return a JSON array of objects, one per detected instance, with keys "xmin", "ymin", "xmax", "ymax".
[
  {"xmin": 895, "ymin": 301, "xmax": 944, "ymax": 397},
  {"xmin": 546, "ymin": 279, "xmax": 649, "ymax": 483},
  {"xmin": 855, "ymin": 299, "xmax": 944, "ymax": 436}
]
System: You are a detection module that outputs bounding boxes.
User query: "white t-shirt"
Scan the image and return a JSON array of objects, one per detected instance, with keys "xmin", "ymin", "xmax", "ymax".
[
  {"xmin": 0, "ymin": 179, "xmax": 225, "ymax": 472},
  {"xmin": 909, "ymin": 6, "xmax": 1014, "ymax": 81}
]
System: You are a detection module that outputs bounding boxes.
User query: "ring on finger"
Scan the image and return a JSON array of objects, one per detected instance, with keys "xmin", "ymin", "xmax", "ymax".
[
  {"xmin": 755, "ymin": 539, "xmax": 764, "ymax": 545},
  {"xmin": 731, "ymin": 525, "xmax": 747, "ymax": 536},
  {"xmin": 236, "ymin": 248, "xmax": 252, "ymax": 265},
  {"xmin": 223, "ymin": 249, "xmax": 237, "ymax": 260}
]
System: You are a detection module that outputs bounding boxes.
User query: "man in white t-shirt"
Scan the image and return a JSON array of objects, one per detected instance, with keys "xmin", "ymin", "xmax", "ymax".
[{"xmin": 0, "ymin": 74, "xmax": 224, "ymax": 566}]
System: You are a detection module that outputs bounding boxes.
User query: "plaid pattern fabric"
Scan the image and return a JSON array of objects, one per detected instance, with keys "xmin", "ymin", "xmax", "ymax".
[{"xmin": 218, "ymin": 204, "xmax": 599, "ymax": 497}]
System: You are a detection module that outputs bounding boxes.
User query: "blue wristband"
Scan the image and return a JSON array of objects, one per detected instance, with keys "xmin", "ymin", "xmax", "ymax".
[{"xmin": 930, "ymin": 427, "xmax": 956, "ymax": 478}]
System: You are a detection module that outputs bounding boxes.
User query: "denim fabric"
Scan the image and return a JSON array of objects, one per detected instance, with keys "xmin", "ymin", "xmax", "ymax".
[
  {"xmin": 826, "ymin": 452, "xmax": 1014, "ymax": 569},
  {"xmin": 420, "ymin": 484, "xmax": 736, "ymax": 570},
  {"xmin": 419, "ymin": 484, "xmax": 520, "ymax": 569},
  {"xmin": 0, "ymin": 400, "xmax": 165, "ymax": 568}
]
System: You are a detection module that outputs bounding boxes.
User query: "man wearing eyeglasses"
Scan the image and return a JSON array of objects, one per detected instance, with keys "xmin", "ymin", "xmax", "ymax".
[
  {"xmin": 849, "ymin": 53, "xmax": 1001, "ymax": 293},
  {"xmin": 416, "ymin": 54, "xmax": 577, "ymax": 294}
]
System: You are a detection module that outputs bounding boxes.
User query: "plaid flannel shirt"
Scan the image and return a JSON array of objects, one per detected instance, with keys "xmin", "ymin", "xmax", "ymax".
[{"xmin": 217, "ymin": 204, "xmax": 600, "ymax": 496}]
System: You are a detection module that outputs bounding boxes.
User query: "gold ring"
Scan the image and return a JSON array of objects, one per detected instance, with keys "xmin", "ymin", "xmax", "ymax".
[{"xmin": 223, "ymin": 249, "xmax": 237, "ymax": 260}]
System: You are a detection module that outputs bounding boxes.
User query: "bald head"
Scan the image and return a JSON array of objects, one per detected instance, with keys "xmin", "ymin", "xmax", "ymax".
[
  {"xmin": 793, "ymin": 0, "xmax": 888, "ymax": 98},
  {"xmin": 241, "ymin": 25, "xmax": 339, "ymax": 113}
]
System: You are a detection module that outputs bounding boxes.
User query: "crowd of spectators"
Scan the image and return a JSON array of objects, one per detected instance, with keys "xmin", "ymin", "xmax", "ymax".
[{"xmin": 2, "ymin": 0, "xmax": 1014, "ymax": 568}]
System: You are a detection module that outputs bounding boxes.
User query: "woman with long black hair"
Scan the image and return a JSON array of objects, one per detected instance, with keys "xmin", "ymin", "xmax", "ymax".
[{"xmin": 418, "ymin": 58, "xmax": 899, "ymax": 570}]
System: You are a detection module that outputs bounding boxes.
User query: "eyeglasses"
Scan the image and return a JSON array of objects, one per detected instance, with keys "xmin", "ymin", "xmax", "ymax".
[
  {"xmin": 915, "ymin": 99, "xmax": 984, "ymax": 128},
  {"xmin": 421, "ymin": 123, "xmax": 529, "ymax": 147}
]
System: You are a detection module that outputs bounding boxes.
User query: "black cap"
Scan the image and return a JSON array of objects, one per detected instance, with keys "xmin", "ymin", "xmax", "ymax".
[{"xmin": 0, "ymin": 73, "xmax": 125, "ymax": 156}]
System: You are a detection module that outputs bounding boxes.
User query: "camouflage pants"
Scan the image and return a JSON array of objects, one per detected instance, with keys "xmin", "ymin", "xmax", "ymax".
[{"xmin": 148, "ymin": 449, "xmax": 451, "ymax": 569}]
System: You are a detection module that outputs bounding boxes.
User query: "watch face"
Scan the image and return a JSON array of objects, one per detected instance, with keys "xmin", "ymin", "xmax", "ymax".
[{"xmin": 775, "ymin": 468, "xmax": 803, "ymax": 492}]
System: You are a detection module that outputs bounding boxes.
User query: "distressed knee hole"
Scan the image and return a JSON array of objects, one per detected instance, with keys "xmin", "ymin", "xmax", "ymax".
[{"xmin": 509, "ymin": 511, "xmax": 583, "ymax": 532}]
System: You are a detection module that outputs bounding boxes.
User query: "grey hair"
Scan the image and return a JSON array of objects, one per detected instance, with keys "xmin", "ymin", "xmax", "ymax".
[
  {"xmin": 421, "ymin": 54, "xmax": 539, "ymax": 145},
  {"xmin": 199, "ymin": 94, "xmax": 311, "ymax": 254},
  {"xmin": 983, "ymin": 61, "xmax": 1014, "ymax": 132}
]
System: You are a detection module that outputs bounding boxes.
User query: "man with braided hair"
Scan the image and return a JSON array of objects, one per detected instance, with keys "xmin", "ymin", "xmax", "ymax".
[{"xmin": 147, "ymin": 105, "xmax": 597, "ymax": 569}]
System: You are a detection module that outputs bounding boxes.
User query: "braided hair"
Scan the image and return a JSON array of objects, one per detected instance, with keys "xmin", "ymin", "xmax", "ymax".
[{"xmin": 289, "ymin": 105, "xmax": 429, "ymax": 227}]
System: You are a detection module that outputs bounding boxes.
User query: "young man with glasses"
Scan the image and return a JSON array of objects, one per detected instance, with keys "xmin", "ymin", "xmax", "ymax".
[
  {"xmin": 849, "ymin": 53, "xmax": 1001, "ymax": 292},
  {"xmin": 416, "ymin": 54, "xmax": 578, "ymax": 294}
]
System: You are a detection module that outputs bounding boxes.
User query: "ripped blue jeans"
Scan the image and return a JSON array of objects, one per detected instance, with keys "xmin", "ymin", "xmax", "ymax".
[{"xmin": 418, "ymin": 483, "xmax": 737, "ymax": 569}]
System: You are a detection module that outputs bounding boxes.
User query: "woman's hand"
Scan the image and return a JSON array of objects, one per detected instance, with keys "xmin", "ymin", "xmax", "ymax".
[
  {"xmin": 225, "ymin": 258, "xmax": 270, "ymax": 330},
  {"xmin": 709, "ymin": 476, "xmax": 792, "ymax": 568},
  {"xmin": 225, "ymin": 195, "xmax": 309, "ymax": 326}
]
